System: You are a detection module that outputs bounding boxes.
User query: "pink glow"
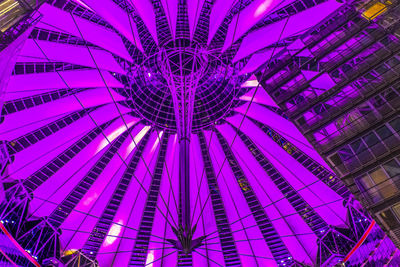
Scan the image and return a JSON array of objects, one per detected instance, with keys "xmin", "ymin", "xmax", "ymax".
[
  {"xmin": 254, "ymin": 0, "xmax": 274, "ymax": 17},
  {"xmin": 83, "ymin": 192, "xmax": 99, "ymax": 206},
  {"xmin": 241, "ymin": 79, "xmax": 259, "ymax": 87},
  {"xmin": 145, "ymin": 250, "xmax": 155, "ymax": 266},
  {"xmin": 126, "ymin": 125, "xmax": 151, "ymax": 157},
  {"xmin": 73, "ymin": 0, "xmax": 94, "ymax": 11},
  {"xmin": 150, "ymin": 131, "xmax": 164, "ymax": 153},
  {"xmin": 104, "ymin": 220, "xmax": 124, "ymax": 246},
  {"xmin": 97, "ymin": 120, "xmax": 137, "ymax": 153}
]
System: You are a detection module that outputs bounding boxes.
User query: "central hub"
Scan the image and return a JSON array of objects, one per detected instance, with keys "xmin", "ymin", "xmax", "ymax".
[
  {"xmin": 161, "ymin": 49, "xmax": 206, "ymax": 77},
  {"xmin": 128, "ymin": 38, "xmax": 242, "ymax": 132},
  {"xmin": 158, "ymin": 40, "xmax": 208, "ymax": 86}
]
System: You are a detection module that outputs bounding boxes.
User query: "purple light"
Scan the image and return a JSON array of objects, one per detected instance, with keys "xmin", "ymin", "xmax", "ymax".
[{"xmin": 0, "ymin": 0, "xmax": 387, "ymax": 266}]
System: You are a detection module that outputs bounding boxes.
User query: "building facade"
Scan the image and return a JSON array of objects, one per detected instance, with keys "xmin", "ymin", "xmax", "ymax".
[{"xmin": 260, "ymin": 0, "xmax": 400, "ymax": 246}]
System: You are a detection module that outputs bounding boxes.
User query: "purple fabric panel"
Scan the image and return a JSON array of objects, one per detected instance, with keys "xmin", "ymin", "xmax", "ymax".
[
  {"xmin": 7, "ymin": 70, "xmax": 125, "ymax": 94},
  {"xmin": 218, "ymin": 123, "xmax": 315, "ymax": 263},
  {"xmin": 77, "ymin": 0, "xmax": 134, "ymax": 42},
  {"xmin": 223, "ymin": 0, "xmax": 293, "ymax": 51},
  {"xmin": 38, "ymin": 3, "xmax": 132, "ymax": 60},
  {"xmin": 239, "ymin": 85, "xmax": 279, "ymax": 108},
  {"xmin": 161, "ymin": 0, "xmax": 178, "ymax": 38},
  {"xmin": 190, "ymin": 134, "xmax": 216, "ymax": 241},
  {"xmin": 110, "ymin": 130, "xmax": 160, "ymax": 266},
  {"xmin": 229, "ymin": 116, "xmax": 347, "ymax": 226},
  {"xmin": 96, "ymin": 127, "xmax": 154, "ymax": 266},
  {"xmin": 203, "ymin": 130, "xmax": 270, "ymax": 266},
  {"xmin": 231, "ymin": 104, "xmax": 331, "ymax": 169},
  {"xmin": 234, "ymin": 0, "xmax": 342, "ymax": 61},
  {"xmin": 0, "ymin": 90, "xmax": 127, "ymax": 142},
  {"xmin": 156, "ymin": 134, "xmax": 179, "ymax": 240},
  {"xmin": 188, "ymin": 0, "xmax": 204, "ymax": 39},
  {"xmin": 19, "ymin": 40, "xmax": 126, "ymax": 73},
  {"xmin": 238, "ymin": 48, "xmax": 283, "ymax": 71},
  {"xmin": 207, "ymin": 0, "xmax": 236, "ymax": 44},
  {"xmin": 5, "ymin": 108, "xmax": 127, "ymax": 181},
  {"xmin": 130, "ymin": 0, "xmax": 159, "ymax": 44},
  {"xmin": 60, "ymin": 155, "xmax": 128, "ymax": 251}
]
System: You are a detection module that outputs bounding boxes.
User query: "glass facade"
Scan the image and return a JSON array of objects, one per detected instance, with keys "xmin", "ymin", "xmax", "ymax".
[{"xmin": 261, "ymin": 0, "xmax": 400, "ymax": 247}]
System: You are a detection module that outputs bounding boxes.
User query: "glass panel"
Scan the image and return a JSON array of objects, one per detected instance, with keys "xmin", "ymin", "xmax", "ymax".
[
  {"xmin": 389, "ymin": 118, "xmax": 400, "ymax": 132},
  {"xmin": 329, "ymin": 153, "xmax": 342, "ymax": 166},
  {"xmin": 351, "ymin": 139, "xmax": 367, "ymax": 153},
  {"xmin": 338, "ymin": 145, "xmax": 354, "ymax": 161},
  {"xmin": 370, "ymin": 168, "xmax": 389, "ymax": 184},
  {"xmin": 376, "ymin": 125, "xmax": 393, "ymax": 140},
  {"xmin": 392, "ymin": 204, "xmax": 400, "ymax": 221},
  {"xmin": 380, "ymin": 209, "xmax": 400, "ymax": 229},
  {"xmin": 0, "ymin": 0, "xmax": 26, "ymax": 32},
  {"xmin": 363, "ymin": 132, "xmax": 380, "ymax": 146},
  {"xmin": 356, "ymin": 175, "xmax": 374, "ymax": 191},
  {"xmin": 356, "ymin": 174, "xmax": 383, "ymax": 203},
  {"xmin": 370, "ymin": 168, "xmax": 397, "ymax": 199},
  {"xmin": 383, "ymin": 160, "xmax": 400, "ymax": 177}
]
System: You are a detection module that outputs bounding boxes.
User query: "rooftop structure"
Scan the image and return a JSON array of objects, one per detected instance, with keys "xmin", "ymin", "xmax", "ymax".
[{"xmin": 0, "ymin": 0, "xmax": 400, "ymax": 266}]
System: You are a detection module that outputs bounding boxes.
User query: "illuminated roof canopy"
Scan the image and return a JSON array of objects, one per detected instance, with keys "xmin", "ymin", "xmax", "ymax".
[{"xmin": 0, "ymin": 0, "xmax": 377, "ymax": 266}]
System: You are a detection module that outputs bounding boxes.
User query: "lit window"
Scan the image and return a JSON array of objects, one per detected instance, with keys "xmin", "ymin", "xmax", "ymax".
[{"xmin": 362, "ymin": 2, "xmax": 389, "ymax": 21}]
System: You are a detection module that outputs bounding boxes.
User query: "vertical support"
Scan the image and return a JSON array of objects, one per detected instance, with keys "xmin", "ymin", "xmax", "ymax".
[
  {"xmin": 161, "ymin": 44, "xmax": 207, "ymax": 254},
  {"xmin": 160, "ymin": 45, "xmax": 205, "ymax": 233},
  {"xmin": 179, "ymin": 138, "xmax": 191, "ymax": 229}
]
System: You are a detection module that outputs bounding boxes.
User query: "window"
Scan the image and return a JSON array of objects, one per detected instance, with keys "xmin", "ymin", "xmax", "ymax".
[
  {"xmin": 370, "ymin": 168, "xmax": 389, "ymax": 184},
  {"xmin": 338, "ymin": 146, "xmax": 354, "ymax": 161},
  {"xmin": 380, "ymin": 209, "xmax": 400, "ymax": 229},
  {"xmin": 356, "ymin": 175, "xmax": 375, "ymax": 192},
  {"xmin": 370, "ymin": 168, "xmax": 397, "ymax": 199},
  {"xmin": 371, "ymin": 95, "xmax": 385, "ymax": 108},
  {"xmin": 392, "ymin": 203, "xmax": 400, "ymax": 221},
  {"xmin": 363, "ymin": 132, "xmax": 379, "ymax": 147},
  {"xmin": 329, "ymin": 153, "xmax": 343, "ymax": 166},
  {"xmin": 350, "ymin": 139, "xmax": 367, "ymax": 154},
  {"xmin": 383, "ymin": 160, "xmax": 400, "ymax": 177},
  {"xmin": 355, "ymin": 174, "xmax": 382, "ymax": 203},
  {"xmin": 390, "ymin": 117, "xmax": 400, "ymax": 132},
  {"xmin": 376, "ymin": 125, "xmax": 392, "ymax": 140}
]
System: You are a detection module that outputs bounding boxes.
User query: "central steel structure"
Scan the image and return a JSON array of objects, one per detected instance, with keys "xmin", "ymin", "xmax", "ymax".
[{"xmin": 159, "ymin": 40, "xmax": 208, "ymax": 250}]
